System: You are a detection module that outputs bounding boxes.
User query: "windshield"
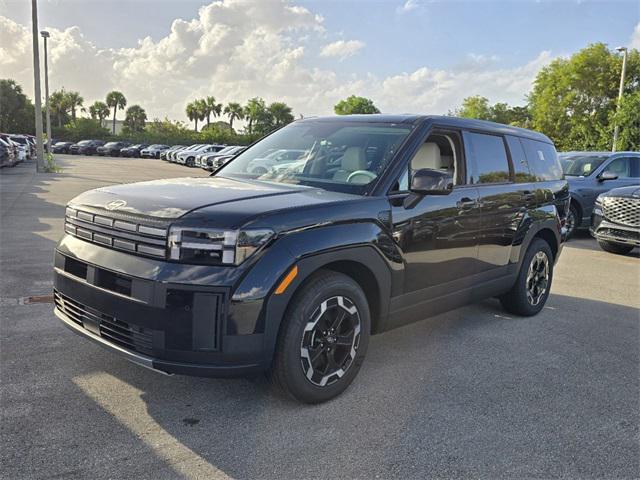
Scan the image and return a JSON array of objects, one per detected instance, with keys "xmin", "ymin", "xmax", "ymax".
[
  {"xmin": 77, "ymin": 140, "xmax": 92, "ymax": 146},
  {"xmin": 104, "ymin": 142, "xmax": 119, "ymax": 148},
  {"xmin": 560, "ymin": 154, "xmax": 608, "ymax": 176},
  {"xmin": 217, "ymin": 121, "xmax": 413, "ymax": 194},
  {"xmin": 10, "ymin": 137, "xmax": 27, "ymax": 145}
]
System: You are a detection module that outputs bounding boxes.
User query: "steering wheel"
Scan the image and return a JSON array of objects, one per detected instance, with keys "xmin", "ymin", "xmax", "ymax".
[{"xmin": 346, "ymin": 170, "xmax": 377, "ymax": 184}]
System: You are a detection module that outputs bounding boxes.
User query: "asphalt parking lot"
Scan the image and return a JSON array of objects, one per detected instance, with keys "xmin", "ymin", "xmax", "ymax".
[{"xmin": 1, "ymin": 155, "xmax": 639, "ymax": 479}]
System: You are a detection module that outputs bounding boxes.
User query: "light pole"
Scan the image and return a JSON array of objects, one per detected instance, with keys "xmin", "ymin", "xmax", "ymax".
[
  {"xmin": 612, "ymin": 46, "xmax": 628, "ymax": 152},
  {"xmin": 31, "ymin": 0, "xmax": 45, "ymax": 172},
  {"xmin": 41, "ymin": 30, "xmax": 52, "ymax": 156}
]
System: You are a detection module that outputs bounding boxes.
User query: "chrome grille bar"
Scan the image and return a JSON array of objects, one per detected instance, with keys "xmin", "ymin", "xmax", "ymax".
[
  {"xmin": 65, "ymin": 207, "xmax": 168, "ymax": 258},
  {"xmin": 602, "ymin": 197, "xmax": 640, "ymax": 228}
]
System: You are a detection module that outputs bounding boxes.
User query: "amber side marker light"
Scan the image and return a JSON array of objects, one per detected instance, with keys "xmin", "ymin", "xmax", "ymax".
[{"xmin": 275, "ymin": 265, "xmax": 298, "ymax": 295}]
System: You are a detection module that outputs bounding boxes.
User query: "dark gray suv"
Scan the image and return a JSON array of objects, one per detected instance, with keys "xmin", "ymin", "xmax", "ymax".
[{"xmin": 560, "ymin": 152, "xmax": 640, "ymax": 237}]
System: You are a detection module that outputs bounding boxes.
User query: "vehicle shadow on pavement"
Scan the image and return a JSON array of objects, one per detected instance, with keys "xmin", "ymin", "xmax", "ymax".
[{"xmin": 65, "ymin": 293, "xmax": 639, "ymax": 480}]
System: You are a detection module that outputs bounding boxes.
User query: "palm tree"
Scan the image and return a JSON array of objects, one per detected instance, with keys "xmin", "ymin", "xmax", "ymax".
[
  {"xmin": 244, "ymin": 97, "xmax": 266, "ymax": 135},
  {"xmin": 186, "ymin": 101, "xmax": 200, "ymax": 131},
  {"xmin": 268, "ymin": 102, "xmax": 294, "ymax": 127},
  {"xmin": 204, "ymin": 96, "xmax": 223, "ymax": 126},
  {"xmin": 106, "ymin": 91, "xmax": 127, "ymax": 134},
  {"xmin": 48, "ymin": 89, "xmax": 69, "ymax": 127},
  {"xmin": 196, "ymin": 99, "xmax": 208, "ymax": 128},
  {"xmin": 88, "ymin": 101, "xmax": 110, "ymax": 126},
  {"xmin": 223, "ymin": 102, "xmax": 244, "ymax": 131},
  {"xmin": 65, "ymin": 91, "xmax": 84, "ymax": 122},
  {"xmin": 123, "ymin": 105, "xmax": 147, "ymax": 133}
]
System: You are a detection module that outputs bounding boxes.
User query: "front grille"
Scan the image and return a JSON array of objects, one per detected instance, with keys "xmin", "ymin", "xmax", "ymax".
[
  {"xmin": 65, "ymin": 207, "xmax": 168, "ymax": 259},
  {"xmin": 54, "ymin": 290, "xmax": 153, "ymax": 355},
  {"xmin": 597, "ymin": 227, "xmax": 640, "ymax": 242},
  {"xmin": 602, "ymin": 197, "xmax": 640, "ymax": 227}
]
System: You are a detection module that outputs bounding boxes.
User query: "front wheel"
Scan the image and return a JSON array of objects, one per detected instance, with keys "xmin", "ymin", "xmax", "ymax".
[
  {"xmin": 270, "ymin": 270, "xmax": 370, "ymax": 403},
  {"xmin": 597, "ymin": 240, "xmax": 634, "ymax": 255},
  {"xmin": 500, "ymin": 238, "xmax": 554, "ymax": 316},
  {"xmin": 565, "ymin": 204, "xmax": 578, "ymax": 239}
]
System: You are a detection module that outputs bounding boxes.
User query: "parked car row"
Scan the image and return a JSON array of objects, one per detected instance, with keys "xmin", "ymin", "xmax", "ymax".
[
  {"xmin": 161, "ymin": 143, "xmax": 246, "ymax": 171},
  {"xmin": 0, "ymin": 133, "xmax": 36, "ymax": 167}
]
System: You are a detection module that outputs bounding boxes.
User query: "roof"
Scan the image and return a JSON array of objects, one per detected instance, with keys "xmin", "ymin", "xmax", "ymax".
[
  {"xmin": 559, "ymin": 151, "xmax": 640, "ymax": 156},
  {"xmin": 297, "ymin": 114, "xmax": 552, "ymax": 143}
]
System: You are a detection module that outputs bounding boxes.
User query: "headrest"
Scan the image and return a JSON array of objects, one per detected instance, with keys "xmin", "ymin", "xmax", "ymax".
[
  {"xmin": 412, "ymin": 142, "xmax": 441, "ymax": 170},
  {"xmin": 341, "ymin": 147, "xmax": 367, "ymax": 171}
]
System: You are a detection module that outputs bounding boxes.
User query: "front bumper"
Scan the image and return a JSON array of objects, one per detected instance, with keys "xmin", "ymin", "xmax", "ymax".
[
  {"xmin": 590, "ymin": 214, "xmax": 640, "ymax": 247},
  {"xmin": 53, "ymin": 237, "xmax": 268, "ymax": 377}
]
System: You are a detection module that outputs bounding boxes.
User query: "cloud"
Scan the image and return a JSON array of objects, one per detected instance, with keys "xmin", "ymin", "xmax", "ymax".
[
  {"xmin": 631, "ymin": 22, "xmax": 640, "ymax": 49},
  {"xmin": 0, "ymin": 0, "xmax": 558, "ymax": 124},
  {"xmin": 319, "ymin": 40, "xmax": 365, "ymax": 60},
  {"xmin": 396, "ymin": 0, "xmax": 420, "ymax": 14}
]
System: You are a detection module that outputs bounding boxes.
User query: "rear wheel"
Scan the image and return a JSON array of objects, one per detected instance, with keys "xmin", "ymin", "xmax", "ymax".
[
  {"xmin": 270, "ymin": 270, "xmax": 370, "ymax": 403},
  {"xmin": 500, "ymin": 238, "xmax": 553, "ymax": 316},
  {"xmin": 597, "ymin": 240, "xmax": 634, "ymax": 255}
]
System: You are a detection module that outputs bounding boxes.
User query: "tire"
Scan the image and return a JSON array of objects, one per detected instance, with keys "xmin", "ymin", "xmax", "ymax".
[
  {"xmin": 565, "ymin": 204, "xmax": 579, "ymax": 239},
  {"xmin": 597, "ymin": 240, "xmax": 634, "ymax": 255},
  {"xmin": 270, "ymin": 270, "xmax": 370, "ymax": 403},
  {"xmin": 500, "ymin": 238, "xmax": 554, "ymax": 316}
]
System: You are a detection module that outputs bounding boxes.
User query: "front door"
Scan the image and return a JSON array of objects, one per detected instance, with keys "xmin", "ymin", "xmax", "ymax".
[{"xmin": 388, "ymin": 130, "xmax": 481, "ymax": 321}]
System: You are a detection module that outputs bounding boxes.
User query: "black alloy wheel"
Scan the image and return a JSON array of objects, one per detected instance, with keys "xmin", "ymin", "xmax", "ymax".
[{"xmin": 270, "ymin": 270, "xmax": 370, "ymax": 403}]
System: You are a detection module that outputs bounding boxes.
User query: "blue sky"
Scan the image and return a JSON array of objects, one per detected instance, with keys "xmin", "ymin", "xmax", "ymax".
[{"xmin": 1, "ymin": 0, "xmax": 638, "ymax": 121}]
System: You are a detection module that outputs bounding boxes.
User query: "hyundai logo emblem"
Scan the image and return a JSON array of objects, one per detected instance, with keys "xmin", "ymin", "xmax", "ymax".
[{"xmin": 106, "ymin": 200, "xmax": 127, "ymax": 211}]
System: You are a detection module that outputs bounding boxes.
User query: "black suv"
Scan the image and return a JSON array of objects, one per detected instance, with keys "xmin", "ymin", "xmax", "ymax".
[
  {"xmin": 591, "ymin": 185, "xmax": 639, "ymax": 255},
  {"xmin": 69, "ymin": 140, "xmax": 106, "ymax": 155},
  {"xmin": 97, "ymin": 142, "xmax": 130, "ymax": 157},
  {"xmin": 53, "ymin": 115, "xmax": 569, "ymax": 403}
]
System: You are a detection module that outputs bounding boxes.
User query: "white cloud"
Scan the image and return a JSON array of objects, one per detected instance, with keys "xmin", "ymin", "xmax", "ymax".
[
  {"xmin": 631, "ymin": 22, "xmax": 640, "ymax": 49},
  {"xmin": 0, "ymin": 0, "xmax": 559, "ymax": 124},
  {"xmin": 319, "ymin": 40, "xmax": 365, "ymax": 61},
  {"xmin": 396, "ymin": 0, "xmax": 420, "ymax": 14}
]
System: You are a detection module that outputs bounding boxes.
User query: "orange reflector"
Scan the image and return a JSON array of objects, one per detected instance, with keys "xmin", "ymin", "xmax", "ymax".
[{"xmin": 275, "ymin": 265, "xmax": 298, "ymax": 295}]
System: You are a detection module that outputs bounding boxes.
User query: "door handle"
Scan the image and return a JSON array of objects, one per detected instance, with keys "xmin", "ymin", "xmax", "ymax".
[{"xmin": 456, "ymin": 197, "xmax": 477, "ymax": 209}]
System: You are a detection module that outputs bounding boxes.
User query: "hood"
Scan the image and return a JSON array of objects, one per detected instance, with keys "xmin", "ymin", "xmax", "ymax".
[
  {"xmin": 600, "ymin": 185, "xmax": 640, "ymax": 199},
  {"xmin": 68, "ymin": 176, "xmax": 352, "ymax": 221}
]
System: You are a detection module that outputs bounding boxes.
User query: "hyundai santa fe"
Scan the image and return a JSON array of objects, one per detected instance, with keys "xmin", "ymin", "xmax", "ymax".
[{"xmin": 54, "ymin": 115, "xmax": 569, "ymax": 403}]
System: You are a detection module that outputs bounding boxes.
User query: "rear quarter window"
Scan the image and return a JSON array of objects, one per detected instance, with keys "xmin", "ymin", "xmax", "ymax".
[
  {"xmin": 505, "ymin": 136, "xmax": 537, "ymax": 183},
  {"xmin": 522, "ymin": 139, "xmax": 563, "ymax": 181}
]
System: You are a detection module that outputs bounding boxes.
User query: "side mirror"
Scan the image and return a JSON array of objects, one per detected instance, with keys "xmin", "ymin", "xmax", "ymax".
[
  {"xmin": 410, "ymin": 168, "xmax": 453, "ymax": 195},
  {"xmin": 597, "ymin": 171, "xmax": 618, "ymax": 182}
]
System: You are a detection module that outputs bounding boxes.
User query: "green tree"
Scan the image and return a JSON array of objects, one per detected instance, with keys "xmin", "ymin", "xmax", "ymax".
[
  {"xmin": 64, "ymin": 91, "xmax": 84, "ymax": 122},
  {"xmin": 334, "ymin": 95, "xmax": 380, "ymax": 115},
  {"xmin": 244, "ymin": 97, "xmax": 267, "ymax": 134},
  {"xmin": 611, "ymin": 89, "xmax": 640, "ymax": 151},
  {"xmin": 123, "ymin": 105, "xmax": 147, "ymax": 133},
  {"xmin": 204, "ymin": 96, "xmax": 222, "ymax": 126},
  {"xmin": 268, "ymin": 102, "xmax": 294, "ymax": 127},
  {"xmin": 88, "ymin": 101, "xmax": 110, "ymax": 126},
  {"xmin": 61, "ymin": 118, "xmax": 110, "ymax": 141},
  {"xmin": 529, "ymin": 43, "xmax": 640, "ymax": 151},
  {"xmin": 455, "ymin": 95, "xmax": 493, "ymax": 120},
  {"xmin": 48, "ymin": 89, "xmax": 70, "ymax": 127},
  {"xmin": 223, "ymin": 102, "xmax": 244, "ymax": 131},
  {"xmin": 106, "ymin": 90, "xmax": 127, "ymax": 134},
  {"xmin": 0, "ymin": 79, "xmax": 35, "ymax": 133},
  {"xmin": 186, "ymin": 101, "xmax": 202, "ymax": 131}
]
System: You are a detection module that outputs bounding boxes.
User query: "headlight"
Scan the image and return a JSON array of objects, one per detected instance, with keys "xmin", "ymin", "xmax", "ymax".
[
  {"xmin": 593, "ymin": 195, "xmax": 604, "ymax": 216},
  {"xmin": 168, "ymin": 227, "xmax": 273, "ymax": 265}
]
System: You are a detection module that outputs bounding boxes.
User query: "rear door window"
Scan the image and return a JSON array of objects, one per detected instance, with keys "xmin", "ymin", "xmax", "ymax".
[
  {"xmin": 464, "ymin": 132, "xmax": 510, "ymax": 184},
  {"xmin": 522, "ymin": 139, "xmax": 563, "ymax": 181}
]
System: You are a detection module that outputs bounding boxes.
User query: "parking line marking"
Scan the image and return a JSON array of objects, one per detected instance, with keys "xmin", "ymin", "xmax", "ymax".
[{"xmin": 73, "ymin": 373, "xmax": 232, "ymax": 480}]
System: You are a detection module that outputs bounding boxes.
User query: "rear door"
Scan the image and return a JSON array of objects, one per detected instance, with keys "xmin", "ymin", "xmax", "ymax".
[{"xmin": 463, "ymin": 131, "xmax": 524, "ymax": 274}]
